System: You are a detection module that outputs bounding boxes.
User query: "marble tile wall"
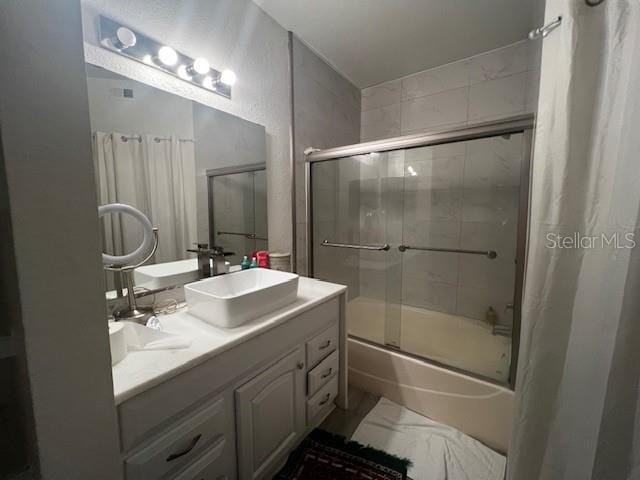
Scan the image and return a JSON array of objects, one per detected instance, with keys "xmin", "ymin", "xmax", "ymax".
[
  {"xmin": 361, "ymin": 40, "xmax": 541, "ymax": 142},
  {"xmin": 348, "ymin": 131, "xmax": 524, "ymax": 325},
  {"xmin": 355, "ymin": 40, "xmax": 539, "ymax": 327},
  {"xmin": 400, "ymin": 135, "xmax": 523, "ymax": 323}
]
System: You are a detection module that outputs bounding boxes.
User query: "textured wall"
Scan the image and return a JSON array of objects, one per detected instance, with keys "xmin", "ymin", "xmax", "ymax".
[
  {"xmin": 291, "ymin": 35, "xmax": 361, "ymax": 276},
  {"xmin": 0, "ymin": 0, "xmax": 122, "ymax": 477},
  {"xmin": 82, "ymin": 0, "xmax": 292, "ymax": 254},
  {"xmin": 361, "ymin": 40, "xmax": 540, "ymax": 141}
]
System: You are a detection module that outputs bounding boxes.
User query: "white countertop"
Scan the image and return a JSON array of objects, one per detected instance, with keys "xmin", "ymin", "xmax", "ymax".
[{"xmin": 112, "ymin": 276, "xmax": 346, "ymax": 405}]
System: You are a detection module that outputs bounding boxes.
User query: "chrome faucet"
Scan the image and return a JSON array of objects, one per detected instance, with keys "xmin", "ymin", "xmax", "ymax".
[{"xmin": 187, "ymin": 243, "xmax": 228, "ymax": 279}]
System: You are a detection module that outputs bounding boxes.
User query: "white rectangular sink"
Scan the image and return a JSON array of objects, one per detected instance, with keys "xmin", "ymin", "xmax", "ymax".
[
  {"xmin": 184, "ymin": 268, "xmax": 299, "ymax": 328},
  {"xmin": 134, "ymin": 258, "xmax": 199, "ymax": 290}
]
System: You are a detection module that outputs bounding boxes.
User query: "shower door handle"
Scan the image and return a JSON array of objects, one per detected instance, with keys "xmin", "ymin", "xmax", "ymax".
[
  {"xmin": 398, "ymin": 244, "xmax": 497, "ymax": 259},
  {"xmin": 321, "ymin": 240, "xmax": 390, "ymax": 251}
]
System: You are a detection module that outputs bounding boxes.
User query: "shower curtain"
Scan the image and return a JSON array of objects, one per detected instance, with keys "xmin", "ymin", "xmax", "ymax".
[
  {"xmin": 508, "ymin": 2, "xmax": 640, "ymax": 480},
  {"xmin": 93, "ymin": 132, "xmax": 197, "ymax": 268}
]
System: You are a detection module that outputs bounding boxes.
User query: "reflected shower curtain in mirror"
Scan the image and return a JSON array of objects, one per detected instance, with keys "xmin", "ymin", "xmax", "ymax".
[
  {"xmin": 145, "ymin": 135, "xmax": 197, "ymax": 263},
  {"xmin": 93, "ymin": 132, "xmax": 197, "ymax": 270},
  {"xmin": 508, "ymin": 2, "xmax": 640, "ymax": 479}
]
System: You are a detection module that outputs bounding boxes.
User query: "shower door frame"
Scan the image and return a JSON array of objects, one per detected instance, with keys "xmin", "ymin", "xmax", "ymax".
[
  {"xmin": 206, "ymin": 162, "xmax": 267, "ymax": 250},
  {"xmin": 304, "ymin": 114, "xmax": 534, "ymax": 388}
]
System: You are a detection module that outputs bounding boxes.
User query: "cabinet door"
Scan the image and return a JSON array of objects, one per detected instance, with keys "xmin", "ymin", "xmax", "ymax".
[{"xmin": 235, "ymin": 347, "xmax": 306, "ymax": 480}]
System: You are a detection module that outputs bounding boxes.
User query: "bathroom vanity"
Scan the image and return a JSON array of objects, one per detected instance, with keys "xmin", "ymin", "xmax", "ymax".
[{"xmin": 111, "ymin": 276, "xmax": 347, "ymax": 480}]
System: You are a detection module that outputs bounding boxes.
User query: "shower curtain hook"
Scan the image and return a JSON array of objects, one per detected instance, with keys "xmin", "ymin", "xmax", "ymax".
[{"xmin": 528, "ymin": 16, "xmax": 562, "ymax": 40}]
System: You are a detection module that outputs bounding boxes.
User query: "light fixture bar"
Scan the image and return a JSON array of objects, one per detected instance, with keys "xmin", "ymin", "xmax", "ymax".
[{"xmin": 98, "ymin": 15, "xmax": 232, "ymax": 99}]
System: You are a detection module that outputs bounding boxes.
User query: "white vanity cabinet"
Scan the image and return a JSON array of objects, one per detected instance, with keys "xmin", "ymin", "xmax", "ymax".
[
  {"xmin": 115, "ymin": 290, "xmax": 346, "ymax": 480},
  {"xmin": 235, "ymin": 346, "xmax": 306, "ymax": 480}
]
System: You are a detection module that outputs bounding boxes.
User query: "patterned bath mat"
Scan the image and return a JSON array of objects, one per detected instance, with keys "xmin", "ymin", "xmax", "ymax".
[{"xmin": 274, "ymin": 429, "xmax": 411, "ymax": 480}]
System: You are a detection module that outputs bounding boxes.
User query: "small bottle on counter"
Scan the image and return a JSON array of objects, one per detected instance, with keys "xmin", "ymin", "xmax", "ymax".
[
  {"xmin": 256, "ymin": 250, "xmax": 270, "ymax": 268},
  {"xmin": 250, "ymin": 256, "xmax": 258, "ymax": 268},
  {"xmin": 241, "ymin": 255, "xmax": 251, "ymax": 270}
]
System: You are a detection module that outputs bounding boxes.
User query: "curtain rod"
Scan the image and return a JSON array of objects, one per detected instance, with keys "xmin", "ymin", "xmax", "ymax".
[{"xmin": 91, "ymin": 133, "xmax": 194, "ymax": 143}]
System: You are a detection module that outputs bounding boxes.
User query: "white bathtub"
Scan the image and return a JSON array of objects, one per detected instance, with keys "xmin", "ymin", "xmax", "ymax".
[
  {"xmin": 346, "ymin": 296, "xmax": 514, "ymax": 452},
  {"xmin": 347, "ymin": 296, "xmax": 511, "ymax": 382}
]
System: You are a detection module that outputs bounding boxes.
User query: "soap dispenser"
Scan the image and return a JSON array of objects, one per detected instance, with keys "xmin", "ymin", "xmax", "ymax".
[
  {"xmin": 249, "ymin": 256, "xmax": 258, "ymax": 268},
  {"xmin": 241, "ymin": 255, "xmax": 250, "ymax": 270}
]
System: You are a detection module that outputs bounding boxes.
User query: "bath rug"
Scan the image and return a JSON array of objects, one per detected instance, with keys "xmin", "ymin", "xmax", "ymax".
[
  {"xmin": 274, "ymin": 428, "xmax": 411, "ymax": 479},
  {"xmin": 351, "ymin": 397, "xmax": 506, "ymax": 480}
]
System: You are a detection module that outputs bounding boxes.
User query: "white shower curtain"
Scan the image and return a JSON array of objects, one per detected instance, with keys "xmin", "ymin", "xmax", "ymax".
[
  {"xmin": 145, "ymin": 135, "xmax": 197, "ymax": 262},
  {"xmin": 93, "ymin": 132, "xmax": 197, "ymax": 267},
  {"xmin": 93, "ymin": 132, "xmax": 150, "ymax": 261},
  {"xmin": 508, "ymin": 1, "xmax": 640, "ymax": 480}
]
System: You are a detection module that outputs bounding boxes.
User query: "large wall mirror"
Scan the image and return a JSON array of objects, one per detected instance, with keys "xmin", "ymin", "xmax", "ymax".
[{"xmin": 85, "ymin": 65, "xmax": 267, "ymax": 293}]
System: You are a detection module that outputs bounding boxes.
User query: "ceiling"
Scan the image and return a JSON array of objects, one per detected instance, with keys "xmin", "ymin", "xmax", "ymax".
[{"xmin": 254, "ymin": 0, "xmax": 537, "ymax": 88}]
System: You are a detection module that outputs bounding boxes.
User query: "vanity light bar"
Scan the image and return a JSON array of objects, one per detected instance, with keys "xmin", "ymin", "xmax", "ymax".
[{"xmin": 98, "ymin": 15, "xmax": 234, "ymax": 99}]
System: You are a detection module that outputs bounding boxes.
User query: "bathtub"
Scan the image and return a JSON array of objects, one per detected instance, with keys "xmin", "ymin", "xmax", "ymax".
[
  {"xmin": 347, "ymin": 296, "xmax": 512, "ymax": 382},
  {"xmin": 346, "ymin": 296, "xmax": 514, "ymax": 452}
]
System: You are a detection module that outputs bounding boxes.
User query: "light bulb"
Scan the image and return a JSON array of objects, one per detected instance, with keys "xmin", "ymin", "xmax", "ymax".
[
  {"xmin": 113, "ymin": 27, "xmax": 136, "ymax": 50},
  {"xmin": 202, "ymin": 76, "xmax": 217, "ymax": 90},
  {"xmin": 177, "ymin": 65, "xmax": 192, "ymax": 80},
  {"xmin": 189, "ymin": 57, "xmax": 210, "ymax": 75},
  {"xmin": 157, "ymin": 46, "xmax": 178, "ymax": 66},
  {"xmin": 220, "ymin": 69, "xmax": 236, "ymax": 86}
]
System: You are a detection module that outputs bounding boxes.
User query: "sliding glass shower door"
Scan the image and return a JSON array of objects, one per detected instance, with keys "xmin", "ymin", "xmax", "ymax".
[
  {"xmin": 311, "ymin": 152, "xmax": 403, "ymax": 348},
  {"xmin": 309, "ymin": 124, "xmax": 530, "ymax": 384}
]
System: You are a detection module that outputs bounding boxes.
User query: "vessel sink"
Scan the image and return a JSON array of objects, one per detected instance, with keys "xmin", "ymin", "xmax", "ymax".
[
  {"xmin": 134, "ymin": 258, "xmax": 199, "ymax": 290},
  {"xmin": 184, "ymin": 268, "xmax": 299, "ymax": 328}
]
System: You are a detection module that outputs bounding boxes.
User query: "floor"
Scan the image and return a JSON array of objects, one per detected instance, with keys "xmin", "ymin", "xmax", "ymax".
[{"xmin": 321, "ymin": 385, "xmax": 380, "ymax": 438}]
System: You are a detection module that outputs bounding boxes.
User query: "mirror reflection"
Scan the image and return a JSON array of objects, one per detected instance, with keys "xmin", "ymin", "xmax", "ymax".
[
  {"xmin": 85, "ymin": 65, "xmax": 267, "ymax": 293},
  {"xmin": 209, "ymin": 166, "xmax": 267, "ymax": 266}
]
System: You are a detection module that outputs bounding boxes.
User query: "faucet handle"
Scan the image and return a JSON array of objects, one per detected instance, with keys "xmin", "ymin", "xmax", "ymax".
[
  {"xmin": 209, "ymin": 245, "xmax": 225, "ymax": 255},
  {"xmin": 195, "ymin": 242, "xmax": 209, "ymax": 249}
]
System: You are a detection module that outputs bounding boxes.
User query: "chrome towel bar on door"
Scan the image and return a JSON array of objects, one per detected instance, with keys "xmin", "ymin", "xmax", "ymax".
[
  {"xmin": 398, "ymin": 244, "xmax": 497, "ymax": 259},
  {"xmin": 321, "ymin": 240, "xmax": 390, "ymax": 251},
  {"xmin": 217, "ymin": 230, "xmax": 268, "ymax": 241}
]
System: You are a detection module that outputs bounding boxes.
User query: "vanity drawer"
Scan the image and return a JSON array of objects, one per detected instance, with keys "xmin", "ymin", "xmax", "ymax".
[
  {"xmin": 307, "ymin": 350, "xmax": 338, "ymax": 397},
  {"xmin": 306, "ymin": 323, "xmax": 338, "ymax": 369},
  {"xmin": 307, "ymin": 376, "xmax": 338, "ymax": 423},
  {"xmin": 171, "ymin": 436, "xmax": 229, "ymax": 480},
  {"xmin": 125, "ymin": 396, "xmax": 227, "ymax": 480}
]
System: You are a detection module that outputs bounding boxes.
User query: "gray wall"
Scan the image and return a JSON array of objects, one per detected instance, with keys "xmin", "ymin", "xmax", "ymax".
[
  {"xmin": 0, "ymin": 132, "xmax": 31, "ymax": 478},
  {"xmin": 291, "ymin": 34, "xmax": 361, "ymax": 281},
  {"xmin": 0, "ymin": 1, "xmax": 122, "ymax": 478},
  {"xmin": 86, "ymin": 66, "xmax": 195, "ymax": 138}
]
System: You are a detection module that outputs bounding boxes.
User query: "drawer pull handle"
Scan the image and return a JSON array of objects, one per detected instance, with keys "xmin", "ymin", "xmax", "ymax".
[
  {"xmin": 319, "ymin": 340, "xmax": 331, "ymax": 350},
  {"xmin": 166, "ymin": 433, "xmax": 202, "ymax": 462},
  {"xmin": 321, "ymin": 368, "xmax": 333, "ymax": 379},
  {"xmin": 319, "ymin": 393, "xmax": 331, "ymax": 406}
]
